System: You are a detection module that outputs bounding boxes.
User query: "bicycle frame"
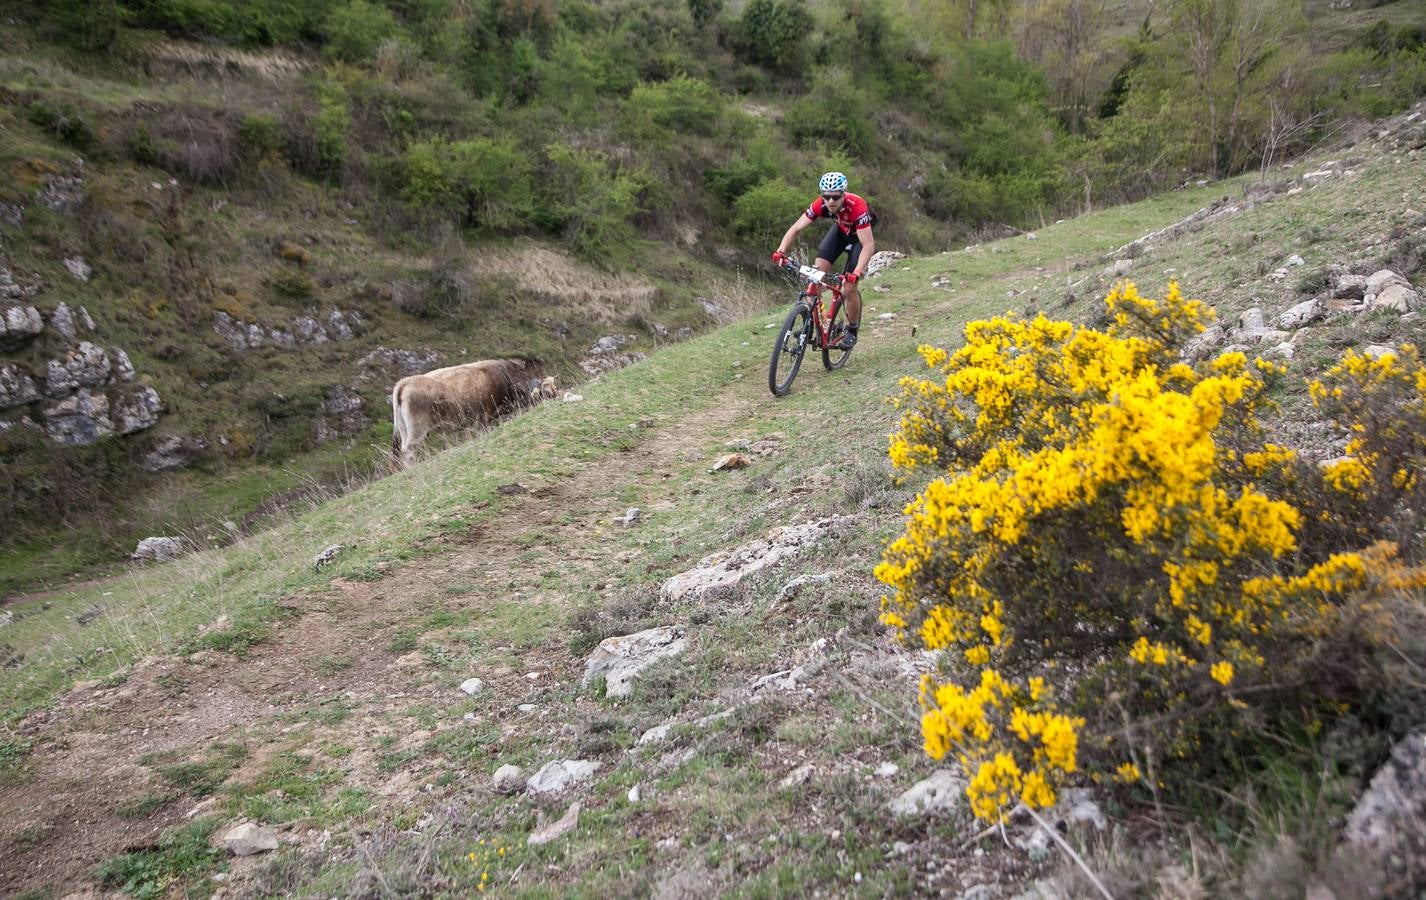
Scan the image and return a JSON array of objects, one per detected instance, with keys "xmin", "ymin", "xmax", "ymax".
[{"xmin": 782, "ymin": 260, "xmax": 846, "ymax": 349}]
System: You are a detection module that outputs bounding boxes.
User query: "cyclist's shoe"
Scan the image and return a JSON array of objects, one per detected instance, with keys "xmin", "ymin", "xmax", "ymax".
[{"xmin": 833, "ymin": 329, "xmax": 858, "ymax": 351}]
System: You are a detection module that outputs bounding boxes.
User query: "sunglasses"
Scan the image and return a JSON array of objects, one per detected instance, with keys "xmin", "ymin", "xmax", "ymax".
[{"xmin": 822, "ymin": 193, "xmax": 844, "ymax": 202}]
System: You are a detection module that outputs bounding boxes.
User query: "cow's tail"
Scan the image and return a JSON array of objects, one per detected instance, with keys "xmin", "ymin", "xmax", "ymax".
[{"xmin": 391, "ymin": 381, "xmax": 408, "ymax": 468}]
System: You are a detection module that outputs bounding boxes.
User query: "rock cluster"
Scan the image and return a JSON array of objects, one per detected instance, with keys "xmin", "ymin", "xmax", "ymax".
[
  {"xmin": 213, "ymin": 308, "xmax": 365, "ymax": 352},
  {"xmin": 356, "ymin": 346, "xmax": 442, "ymax": 379},
  {"xmin": 580, "ymin": 333, "xmax": 645, "ymax": 377}
]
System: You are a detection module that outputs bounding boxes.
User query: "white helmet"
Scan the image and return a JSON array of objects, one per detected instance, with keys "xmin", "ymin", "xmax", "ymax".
[{"xmin": 818, "ymin": 171, "xmax": 848, "ymax": 193}]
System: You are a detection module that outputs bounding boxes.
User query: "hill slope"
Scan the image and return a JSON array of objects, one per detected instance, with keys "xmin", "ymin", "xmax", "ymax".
[{"xmin": 1, "ymin": 104, "xmax": 1424, "ymax": 896}]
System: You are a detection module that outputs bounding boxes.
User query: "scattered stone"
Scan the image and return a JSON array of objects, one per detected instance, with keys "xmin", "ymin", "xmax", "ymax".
[
  {"xmin": 0, "ymin": 611, "xmax": 12, "ymax": 628},
  {"xmin": 773, "ymin": 572, "xmax": 835, "ymax": 606},
  {"xmin": 37, "ymin": 174, "xmax": 85, "ymax": 213},
  {"xmin": 1363, "ymin": 345, "xmax": 1396, "ymax": 359},
  {"xmin": 875, "ymin": 762, "xmax": 900, "ymax": 779},
  {"xmin": 528, "ymin": 801, "xmax": 581, "ymax": 846},
  {"xmin": 890, "ymin": 769, "xmax": 967, "ymax": 816},
  {"xmin": 1180, "ymin": 324, "xmax": 1226, "ymax": 362},
  {"xmin": 1365, "ymin": 269, "xmax": 1409, "ymax": 295},
  {"xmin": 112, "ymin": 386, "xmax": 162, "ymax": 434},
  {"xmin": 750, "ymin": 637, "xmax": 830, "ymax": 694},
  {"xmin": 931, "ymin": 276, "xmax": 953, "ymax": 289},
  {"xmin": 460, "ymin": 677, "xmax": 486, "ymax": 696},
  {"xmin": 1238, "ymin": 307, "xmax": 1266, "ymax": 333},
  {"xmin": 1264, "ymin": 342, "xmax": 1296, "ymax": 361},
  {"xmin": 1286, "ymin": 254, "xmax": 1305, "ymax": 267},
  {"xmin": 583, "ymin": 626, "xmax": 688, "ymax": 698},
  {"xmin": 144, "ymin": 434, "xmax": 205, "ymax": 472},
  {"xmin": 1278, "ymin": 298, "xmax": 1325, "ymax": 330},
  {"xmin": 1110, "ymin": 259, "xmax": 1133, "ymax": 277},
  {"xmin": 561, "ymin": 392, "xmax": 584, "ymax": 403},
  {"xmin": 662, "ymin": 515, "xmax": 856, "ymax": 602},
  {"xmin": 496, "ymin": 483, "xmax": 529, "ymax": 495},
  {"xmin": 864, "ymin": 250, "xmax": 907, "ymax": 278},
  {"xmin": 526, "ymin": 759, "xmax": 601, "ymax": 795},
  {"xmin": 133, "ymin": 536, "xmax": 185, "ymax": 563},
  {"xmin": 45, "ymin": 342, "xmax": 111, "ymax": 396},
  {"xmin": 1333, "ymin": 274, "xmax": 1368, "ymax": 300},
  {"xmin": 63, "ymin": 257, "xmax": 92, "ymax": 282},
  {"xmin": 491, "ymin": 764, "xmax": 526, "ymax": 794},
  {"xmin": 876, "ymin": 312, "xmax": 897, "ymax": 321},
  {"xmin": 589, "ymin": 334, "xmax": 637, "ymax": 354},
  {"xmin": 627, "ymin": 783, "xmax": 642, "ymax": 803},
  {"xmin": 219, "ymin": 822, "xmax": 279, "ymax": 856},
  {"xmin": 779, "ymin": 764, "xmax": 814, "ymax": 789},
  {"xmin": 356, "ymin": 347, "xmax": 442, "ymax": 377},
  {"xmin": 517, "ymin": 703, "xmax": 537, "ymax": 713},
  {"xmin": 710, "ymin": 453, "xmax": 751, "ymax": 472},
  {"xmin": 615, "ymin": 507, "xmax": 641, "ymax": 527},
  {"xmin": 309, "ymin": 545, "xmax": 343, "ymax": 570}
]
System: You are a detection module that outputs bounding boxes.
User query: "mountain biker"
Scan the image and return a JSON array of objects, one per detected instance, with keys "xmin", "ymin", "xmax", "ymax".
[{"xmin": 771, "ymin": 171, "xmax": 876, "ymax": 350}]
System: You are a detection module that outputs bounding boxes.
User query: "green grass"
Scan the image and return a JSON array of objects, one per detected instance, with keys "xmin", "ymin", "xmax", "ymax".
[{"xmin": 97, "ymin": 817, "xmax": 225, "ymax": 900}]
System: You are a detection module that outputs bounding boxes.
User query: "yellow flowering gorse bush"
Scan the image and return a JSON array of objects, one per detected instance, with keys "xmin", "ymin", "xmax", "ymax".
[{"xmin": 878, "ymin": 282, "xmax": 1426, "ymax": 821}]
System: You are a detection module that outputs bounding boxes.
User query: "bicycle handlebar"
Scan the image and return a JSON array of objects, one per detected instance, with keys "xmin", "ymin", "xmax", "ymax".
[{"xmin": 778, "ymin": 259, "xmax": 843, "ymax": 288}]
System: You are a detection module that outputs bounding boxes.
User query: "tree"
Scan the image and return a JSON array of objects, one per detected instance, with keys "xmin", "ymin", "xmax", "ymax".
[{"xmin": 1017, "ymin": 0, "xmax": 1110, "ymax": 132}]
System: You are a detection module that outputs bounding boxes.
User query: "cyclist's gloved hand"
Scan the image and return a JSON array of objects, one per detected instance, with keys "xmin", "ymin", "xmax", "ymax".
[
  {"xmin": 843, "ymin": 272, "xmax": 860, "ymax": 285},
  {"xmin": 772, "ymin": 251, "xmax": 788, "ymax": 265}
]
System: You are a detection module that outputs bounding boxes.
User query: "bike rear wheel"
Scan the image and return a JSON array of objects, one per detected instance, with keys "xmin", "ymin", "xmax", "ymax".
[
  {"xmin": 769, "ymin": 302, "xmax": 812, "ymax": 396},
  {"xmin": 821, "ymin": 301, "xmax": 853, "ymax": 371}
]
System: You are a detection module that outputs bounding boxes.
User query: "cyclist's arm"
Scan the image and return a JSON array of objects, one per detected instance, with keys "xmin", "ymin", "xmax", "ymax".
[
  {"xmin": 775, "ymin": 214, "xmax": 815, "ymax": 256},
  {"xmin": 853, "ymin": 226, "xmax": 875, "ymax": 277}
]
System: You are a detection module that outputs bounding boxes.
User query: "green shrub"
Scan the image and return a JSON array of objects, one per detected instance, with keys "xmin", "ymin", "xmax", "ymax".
[
  {"xmin": 314, "ymin": 82, "xmax": 351, "ymax": 177},
  {"xmin": 705, "ymin": 136, "xmax": 783, "ymax": 207},
  {"xmin": 321, "ymin": 0, "xmax": 399, "ymax": 61},
  {"xmin": 733, "ymin": 0, "xmax": 807, "ymax": 72},
  {"xmin": 540, "ymin": 144, "xmax": 647, "ymax": 266},
  {"xmin": 731, "ymin": 179, "xmax": 802, "ymax": 241},
  {"xmin": 625, "ymin": 75, "xmax": 724, "ymax": 139},
  {"xmin": 402, "ymin": 137, "xmax": 536, "ymax": 231},
  {"xmin": 49, "ymin": 0, "xmax": 129, "ymax": 50},
  {"xmin": 238, "ymin": 113, "xmax": 284, "ymax": 160},
  {"xmin": 28, "ymin": 99, "xmax": 94, "ymax": 148}
]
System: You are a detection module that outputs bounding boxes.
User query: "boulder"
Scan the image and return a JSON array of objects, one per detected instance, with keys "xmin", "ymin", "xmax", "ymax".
[
  {"xmin": 133, "ymin": 536, "xmax": 186, "ymax": 563},
  {"xmin": 111, "ymin": 386, "xmax": 162, "ymax": 435},
  {"xmin": 864, "ymin": 250, "xmax": 907, "ymax": 278},
  {"xmin": 1180, "ymin": 324, "xmax": 1227, "ymax": 362},
  {"xmin": 63, "ymin": 257, "xmax": 92, "ymax": 282},
  {"xmin": 313, "ymin": 544, "xmax": 344, "ymax": 570},
  {"xmin": 45, "ymin": 342, "xmax": 111, "ymax": 396},
  {"xmin": 1, "ymin": 304, "xmax": 43, "ymax": 350},
  {"xmin": 213, "ymin": 312, "xmax": 249, "ymax": 352},
  {"xmin": 1333, "ymin": 274, "xmax": 1367, "ymax": 301},
  {"xmin": 112, "ymin": 349, "xmax": 135, "ymax": 381},
  {"xmin": 0, "ymin": 364, "xmax": 39, "ymax": 408},
  {"xmin": 1278, "ymin": 298, "xmax": 1325, "ymax": 330},
  {"xmin": 42, "ymin": 389, "xmax": 113, "ymax": 445},
  {"xmin": 1371, "ymin": 283, "xmax": 1420, "ymax": 313},
  {"xmin": 582, "ymin": 626, "xmax": 688, "ymax": 698},
  {"xmin": 491, "ymin": 764, "xmax": 526, "ymax": 794},
  {"xmin": 526, "ymin": 759, "xmax": 601, "ymax": 795},
  {"xmin": 219, "ymin": 822, "xmax": 279, "ymax": 856},
  {"xmin": 1015, "ymin": 788, "xmax": 1106, "ymax": 852},
  {"xmin": 292, "ymin": 315, "xmax": 326, "ymax": 344},
  {"xmin": 889, "ymin": 769, "xmax": 967, "ymax": 816},
  {"xmin": 1365, "ymin": 269, "xmax": 1409, "ymax": 295}
]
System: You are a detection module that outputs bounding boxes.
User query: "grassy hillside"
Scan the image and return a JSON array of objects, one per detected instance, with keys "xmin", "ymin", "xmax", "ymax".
[{"xmin": 2, "ymin": 104, "xmax": 1423, "ymax": 895}]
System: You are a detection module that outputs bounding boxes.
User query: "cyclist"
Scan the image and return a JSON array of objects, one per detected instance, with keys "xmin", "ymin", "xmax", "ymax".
[{"xmin": 771, "ymin": 171, "xmax": 876, "ymax": 350}]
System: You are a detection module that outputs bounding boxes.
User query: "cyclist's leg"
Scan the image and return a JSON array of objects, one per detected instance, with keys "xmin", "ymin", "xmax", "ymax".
[
  {"xmin": 838, "ymin": 238, "xmax": 864, "ymax": 348},
  {"xmin": 814, "ymin": 225, "xmax": 844, "ymax": 276}
]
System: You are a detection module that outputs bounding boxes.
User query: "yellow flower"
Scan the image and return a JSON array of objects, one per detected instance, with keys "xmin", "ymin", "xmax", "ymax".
[
  {"xmin": 1115, "ymin": 762, "xmax": 1141, "ymax": 783},
  {"xmin": 1210, "ymin": 661, "xmax": 1234, "ymax": 685}
]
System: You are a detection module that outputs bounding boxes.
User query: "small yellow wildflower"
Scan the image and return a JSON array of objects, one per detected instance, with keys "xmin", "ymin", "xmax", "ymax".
[{"xmin": 1210, "ymin": 661, "xmax": 1234, "ymax": 685}]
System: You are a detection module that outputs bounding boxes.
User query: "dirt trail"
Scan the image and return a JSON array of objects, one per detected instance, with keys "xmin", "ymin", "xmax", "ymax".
[{"xmin": 0, "ymin": 381, "xmax": 767, "ymax": 896}]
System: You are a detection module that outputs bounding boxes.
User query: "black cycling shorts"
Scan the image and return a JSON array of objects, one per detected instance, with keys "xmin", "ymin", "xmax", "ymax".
[{"xmin": 817, "ymin": 225, "xmax": 865, "ymax": 274}]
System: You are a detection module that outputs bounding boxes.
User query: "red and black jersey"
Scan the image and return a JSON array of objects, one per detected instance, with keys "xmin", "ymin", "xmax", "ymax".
[{"xmin": 805, "ymin": 192, "xmax": 874, "ymax": 236}]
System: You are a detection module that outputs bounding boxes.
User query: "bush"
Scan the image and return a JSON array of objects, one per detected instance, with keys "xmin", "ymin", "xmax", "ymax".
[
  {"xmin": 731, "ymin": 179, "xmax": 803, "ymax": 242},
  {"xmin": 733, "ymin": 0, "xmax": 807, "ymax": 72},
  {"xmin": 28, "ymin": 99, "xmax": 94, "ymax": 148},
  {"xmin": 539, "ymin": 144, "xmax": 647, "ymax": 266},
  {"xmin": 705, "ymin": 136, "xmax": 783, "ymax": 207},
  {"xmin": 879, "ymin": 283, "xmax": 1426, "ymax": 822},
  {"xmin": 402, "ymin": 137, "xmax": 536, "ymax": 231},
  {"xmin": 782, "ymin": 67, "xmax": 877, "ymax": 158},
  {"xmin": 624, "ymin": 75, "xmax": 723, "ymax": 139},
  {"xmin": 314, "ymin": 82, "xmax": 351, "ymax": 177},
  {"xmin": 321, "ymin": 0, "xmax": 399, "ymax": 61}
]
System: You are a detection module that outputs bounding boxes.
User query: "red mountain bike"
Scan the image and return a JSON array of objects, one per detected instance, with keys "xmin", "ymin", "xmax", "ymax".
[{"xmin": 768, "ymin": 259, "xmax": 854, "ymax": 396}]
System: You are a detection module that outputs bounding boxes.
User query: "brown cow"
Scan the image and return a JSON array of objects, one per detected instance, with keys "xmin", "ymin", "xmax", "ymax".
[{"xmin": 391, "ymin": 357, "xmax": 556, "ymax": 467}]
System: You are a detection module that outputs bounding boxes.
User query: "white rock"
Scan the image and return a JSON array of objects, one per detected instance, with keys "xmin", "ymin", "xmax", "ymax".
[
  {"xmin": 1016, "ymin": 788, "xmax": 1106, "ymax": 852},
  {"xmin": 313, "ymin": 544, "xmax": 344, "ymax": 570},
  {"xmin": 662, "ymin": 515, "xmax": 857, "ymax": 602},
  {"xmin": 527, "ymin": 801, "xmax": 581, "ymax": 846},
  {"xmin": 63, "ymin": 257, "xmax": 92, "ymax": 282},
  {"xmin": 627, "ymin": 783, "xmax": 642, "ymax": 803},
  {"xmin": 1364, "ymin": 345, "xmax": 1396, "ymax": 359},
  {"xmin": 1278, "ymin": 298, "xmax": 1325, "ymax": 330},
  {"xmin": 460, "ymin": 677, "xmax": 486, "ymax": 696},
  {"xmin": 1365, "ymin": 269, "xmax": 1409, "ymax": 295},
  {"xmin": 890, "ymin": 769, "xmax": 967, "ymax": 816},
  {"xmin": 875, "ymin": 762, "xmax": 900, "ymax": 778},
  {"xmin": 561, "ymin": 391, "xmax": 583, "ymax": 402},
  {"xmin": 582, "ymin": 626, "xmax": 688, "ymax": 698},
  {"xmin": 1110, "ymin": 259, "xmax": 1133, "ymax": 277},
  {"xmin": 490, "ymin": 764, "xmax": 525, "ymax": 794},
  {"xmin": 1371, "ymin": 284, "xmax": 1419, "ymax": 313},
  {"xmin": 132, "ymin": 536, "xmax": 185, "ymax": 563},
  {"xmin": 526, "ymin": 759, "xmax": 601, "ymax": 795},
  {"xmin": 1286, "ymin": 254, "xmax": 1305, "ymax": 267},
  {"xmin": 1265, "ymin": 342, "xmax": 1296, "ymax": 360},
  {"xmin": 219, "ymin": 822, "xmax": 279, "ymax": 856},
  {"xmin": 1238, "ymin": 307, "xmax": 1266, "ymax": 332},
  {"xmin": 779, "ymin": 764, "xmax": 815, "ymax": 789}
]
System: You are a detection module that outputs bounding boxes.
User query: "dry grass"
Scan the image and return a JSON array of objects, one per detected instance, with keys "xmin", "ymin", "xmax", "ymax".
[
  {"xmin": 142, "ymin": 41, "xmax": 311, "ymax": 82},
  {"xmin": 465, "ymin": 240, "xmax": 658, "ymax": 323}
]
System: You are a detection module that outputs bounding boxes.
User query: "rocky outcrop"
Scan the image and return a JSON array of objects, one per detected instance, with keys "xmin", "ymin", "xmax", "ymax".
[
  {"xmin": 582, "ymin": 626, "xmax": 689, "ymax": 698},
  {"xmin": 132, "ymin": 536, "xmax": 185, "ymax": 563},
  {"xmin": 113, "ymin": 386, "xmax": 162, "ymax": 434},
  {"xmin": 0, "ymin": 364, "xmax": 40, "ymax": 408},
  {"xmin": 143, "ymin": 434, "xmax": 207, "ymax": 472},
  {"xmin": 662, "ymin": 515, "xmax": 857, "ymax": 602},
  {"xmin": 580, "ymin": 334, "xmax": 645, "ymax": 377},
  {"xmin": 356, "ymin": 347, "xmax": 442, "ymax": 380},
  {"xmin": 213, "ymin": 308, "xmax": 365, "ymax": 353},
  {"xmin": 45, "ymin": 341, "xmax": 111, "ymax": 396},
  {"xmin": 314, "ymin": 385, "xmax": 368, "ymax": 444},
  {"xmin": 41, "ymin": 389, "xmax": 113, "ymax": 445}
]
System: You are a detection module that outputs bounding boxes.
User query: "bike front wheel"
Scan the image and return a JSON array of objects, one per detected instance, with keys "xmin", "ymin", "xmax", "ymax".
[
  {"xmin": 822, "ymin": 302, "xmax": 853, "ymax": 371},
  {"xmin": 769, "ymin": 302, "xmax": 812, "ymax": 396}
]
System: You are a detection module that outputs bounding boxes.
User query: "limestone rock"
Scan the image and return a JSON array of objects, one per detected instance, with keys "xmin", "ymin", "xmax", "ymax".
[
  {"xmin": 37, "ymin": 174, "xmax": 85, "ymax": 213},
  {"xmin": 133, "ymin": 536, "xmax": 185, "ymax": 563},
  {"xmin": 582, "ymin": 626, "xmax": 688, "ymax": 698},
  {"xmin": 1180, "ymin": 324, "xmax": 1226, "ymax": 363},
  {"xmin": 1, "ymin": 304, "xmax": 43, "ymax": 350},
  {"xmin": 1333, "ymin": 274, "xmax": 1367, "ymax": 301},
  {"xmin": 63, "ymin": 257, "xmax": 92, "ymax": 282},
  {"xmin": 356, "ymin": 347, "xmax": 442, "ymax": 378},
  {"xmin": 313, "ymin": 544, "xmax": 344, "ymax": 570},
  {"xmin": 143, "ymin": 434, "xmax": 205, "ymax": 472},
  {"xmin": 1371, "ymin": 283, "xmax": 1420, "ymax": 313},
  {"xmin": 1278, "ymin": 298, "xmax": 1325, "ymax": 330},
  {"xmin": 0, "ymin": 363, "xmax": 39, "ymax": 408},
  {"xmin": 1016, "ymin": 788, "xmax": 1106, "ymax": 852},
  {"xmin": 1365, "ymin": 269, "xmax": 1409, "ymax": 295},
  {"xmin": 112, "ymin": 349, "xmax": 135, "ymax": 382},
  {"xmin": 459, "ymin": 677, "xmax": 486, "ymax": 696},
  {"xmin": 527, "ymin": 801, "xmax": 581, "ymax": 846},
  {"xmin": 45, "ymin": 342, "xmax": 111, "ymax": 396},
  {"xmin": 213, "ymin": 312, "xmax": 249, "ymax": 352},
  {"xmin": 662, "ymin": 515, "xmax": 856, "ymax": 602},
  {"xmin": 113, "ymin": 386, "xmax": 162, "ymax": 434},
  {"xmin": 1110, "ymin": 259, "xmax": 1133, "ymax": 277},
  {"xmin": 710, "ymin": 453, "xmax": 750, "ymax": 472},
  {"xmin": 491, "ymin": 764, "xmax": 526, "ymax": 794},
  {"xmin": 890, "ymin": 769, "xmax": 967, "ymax": 816},
  {"xmin": 42, "ymin": 388, "xmax": 112, "ymax": 445},
  {"xmin": 219, "ymin": 822, "xmax": 279, "ymax": 856},
  {"xmin": 527, "ymin": 759, "xmax": 601, "ymax": 795},
  {"xmin": 864, "ymin": 250, "xmax": 907, "ymax": 278}
]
